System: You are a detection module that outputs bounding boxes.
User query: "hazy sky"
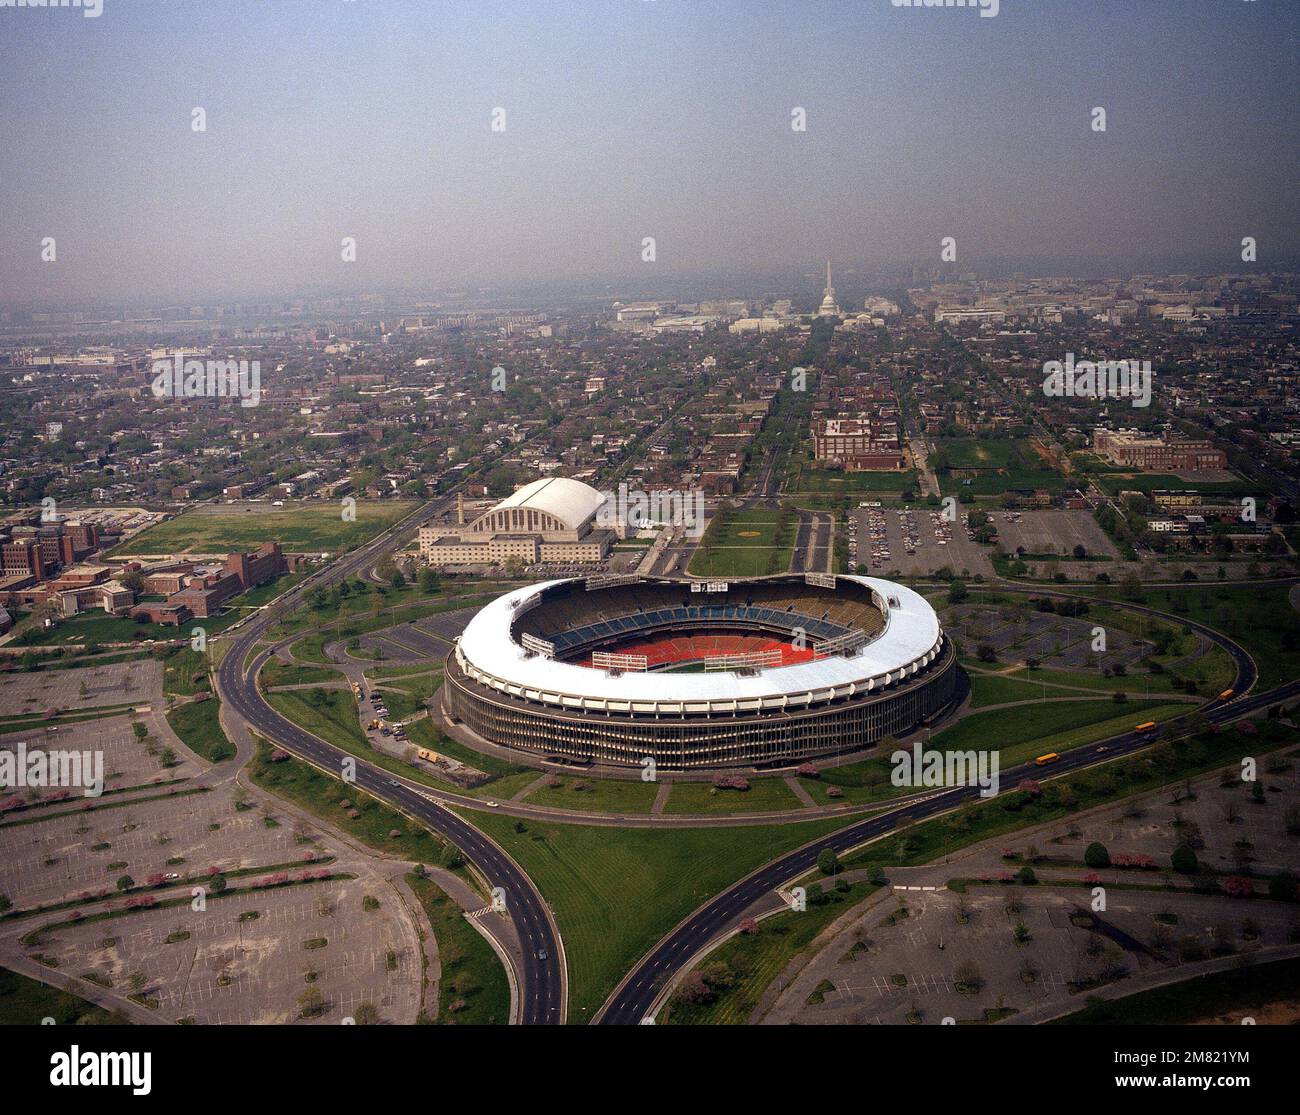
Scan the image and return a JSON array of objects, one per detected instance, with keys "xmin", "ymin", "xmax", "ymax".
[{"xmin": 1, "ymin": 0, "xmax": 1296, "ymax": 303}]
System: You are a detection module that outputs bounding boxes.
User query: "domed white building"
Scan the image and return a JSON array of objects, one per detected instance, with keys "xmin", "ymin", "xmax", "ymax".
[
  {"xmin": 418, "ymin": 476, "xmax": 613, "ymax": 567},
  {"xmin": 816, "ymin": 260, "xmax": 842, "ymax": 318}
]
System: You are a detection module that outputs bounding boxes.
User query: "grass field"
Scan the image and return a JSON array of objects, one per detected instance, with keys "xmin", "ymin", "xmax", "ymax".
[
  {"xmin": 1095, "ymin": 474, "xmax": 1251, "ymax": 497},
  {"xmin": 1053, "ymin": 955, "xmax": 1300, "ymax": 1025},
  {"xmin": 787, "ymin": 466, "xmax": 920, "ymax": 496},
  {"xmin": 248, "ymin": 739, "xmax": 464, "ymax": 875},
  {"xmin": 259, "ymin": 660, "xmax": 343, "ymax": 689},
  {"xmin": 406, "ymin": 872, "xmax": 509, "ymax": 1025},
  {"xmin": 689, "ymin": 508, "xmax": 797, "ymax": 578},
  {"xmin": 800, "ymin": 699, "xmax": 1184, "ymax": 806},
  {"xmin": 467, "ymin": 812, "xmax": 852, "ymax": 1022},
  {"xmin": 166, "ymin": 698, "xmax": 235, "ymax": 762},
  {"xmin": 934, "ymin": 438, "xmax": 1022, "ymax": 470},
  {"xmin": 664, "ymin": 777, "xmax": 804, "ymax": 814},
  {"xmin": 523, "ymin": 776, "xmax": 659, "ymax": 814},
  {"xmin": 266, "ymin": 689, "xmax": 365, "ymax": 751},
  {"xmin": 1131, "ymin": 583, "xmax": 1300, "ymax": 690},
  {"xmin": 162, "ymin": 647, "xmax": 210, "ymax": 698},
  {"xmin": 0, "ymin": 966, "xmax": 127, "ymax": 1025},
  {"xmin": 109, "ymin": 500, "xmax": 417, "ymax": 557}
]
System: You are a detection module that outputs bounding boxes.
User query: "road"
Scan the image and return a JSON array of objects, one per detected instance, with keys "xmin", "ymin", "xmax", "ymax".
[
  {"xmin": 597, "ymin": 602, "xmax": 1278, "ymax": 1024},
  {"xmin": 214, "ymin": 496, "xmax": 565, "ymax": 1024}
]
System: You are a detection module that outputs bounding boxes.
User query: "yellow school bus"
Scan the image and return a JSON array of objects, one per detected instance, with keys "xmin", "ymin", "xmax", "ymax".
[
  {"xmin": 1218, "ymin": 689, "xmax": 1235, "ymax": 701},
  {"xmin": 1134, "ymin": 721, "xmax": 1157, "ymax": 733},
  {"xmin": 1034, "ymin": 753, "xmax": 1059, "ymax": 766}
]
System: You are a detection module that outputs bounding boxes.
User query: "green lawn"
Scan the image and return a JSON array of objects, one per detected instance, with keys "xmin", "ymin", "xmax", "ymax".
[
  {"xmin": 934, "ymin": 438, "xmax": 1022, "ymax": 470},
  {"xmin": 266, "ymin": 689, "xmax": 365, "ymax": 751},
  {"xmin": 248, "ymin": 739, "xmax": 463, "ymax": 874},
  {"xmin": 108, "ymin": 500, "xmax": 418, "ymax": 557},
  {"xmin": 1053, "ymin": 955, "xmax": 1300, "ymax": 1025},
  {"xmin": 664, "ymin": 777, "xmax": 804, "ymax": 814},
  {"xmin": 789, "ymin": 468, "xmax": 920, "ymax": 494},
  {"xmin": 523, "ymin": 776, "xmax": 659, "ymax": 814},
  {"xmin": 0, "ymin": 966, "xmax": 127, "ymax": 1025},
  {"xmin": 406, "ymin": 873, "xmax": 509, "ymax": 1025},
  {"xmin": 162, "ymin": 647, "xmax": 211, "ymax": 698},
  {"xmin": 1131, "ymin": 583, "xmax": 1300, "ymax": 690},
  {"xmin": 689, "ymin": 508, "xmax": 798, "ymax": 578},
  {"xmin": 801, "ymin": 699, "xmax": 1185, "ymax": 806},
  {"xmin": 259, "ymin": 661, "xmax": 343, "ymax": 688},
  {"xmin": 1095, "ymin": 474, "xmax": 1251, "ymax": 497},
  {"xmin": 466, "ymin": 812, "xmax": 852, "ymax": 1022},
  {"xmin": 166, "ymin": 698, "xmax": 235, "ymax": 762}
]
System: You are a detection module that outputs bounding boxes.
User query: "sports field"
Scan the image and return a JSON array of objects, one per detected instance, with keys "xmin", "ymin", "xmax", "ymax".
[
  {"xmin": 108, "ymin": 500, "xmax": 418, "ymax": 556},
  {"xmin": 688, "ymin": 508, "xmax": 796, "ymax": 577}
]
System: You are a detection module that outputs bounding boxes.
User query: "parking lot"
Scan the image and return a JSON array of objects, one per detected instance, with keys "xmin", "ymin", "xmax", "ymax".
[
  {"xmin": 850, "ymin": 505, "xmax": 993, "ymax": 578},
  {"xmin": 941, "ymin": 602, "xmax": 1153, "ymax": 670},
  {"xmin": 25, "ymin": 873, "xmax": 421, "ymax": 1024},
  {"xmin": 0, "ymin": 658, "xmax": 162, "ymax": 714},
  {"xmin": 1, "ymin": 711, "xmax": 203, "ymax": 812},
  {"xmin": 994, "ymin": 510, "xmax": 1119, "ymax": 561}
]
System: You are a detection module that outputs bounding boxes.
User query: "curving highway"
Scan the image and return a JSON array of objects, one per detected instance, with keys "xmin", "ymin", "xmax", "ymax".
[
  {"xmin": 597, "ymin": 599, "xmax": 1288, "ymax": 1024},
  {"xmin": 213, "ymin": 497, "xmax": 565, "ymax": 1025}
]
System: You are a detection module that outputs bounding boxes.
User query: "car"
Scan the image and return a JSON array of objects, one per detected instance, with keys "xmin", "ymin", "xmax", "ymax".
[
  {"xmin": 536, "ymin": 948, "xmax": 549, "ymax": 961},
  {"xmin": 163, "ymin": 872, "xmax": 181, "ymax": 881},
  {"xmin": 1095, "ymin": 745, "xmax": 1109, "ymax": 753},
  {"xmin": 484, "ymin": 800, "xmax": 499, "ymax": 808}
]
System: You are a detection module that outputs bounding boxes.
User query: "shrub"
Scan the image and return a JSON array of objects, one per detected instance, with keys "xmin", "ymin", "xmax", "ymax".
[{"xmin": 1083, "ymin": 842, "xmax": 1110, "ymax": 869}]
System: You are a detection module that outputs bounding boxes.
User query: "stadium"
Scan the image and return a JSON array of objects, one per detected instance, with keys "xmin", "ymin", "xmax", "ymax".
[{"xmin": 442, "ymin": 572, "xmax": 958, "ymax": 771}]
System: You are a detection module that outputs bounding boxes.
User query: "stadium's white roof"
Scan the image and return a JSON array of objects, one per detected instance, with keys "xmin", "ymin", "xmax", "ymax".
[
  {"xmin": 479, "ymin": 476, "xmax": 605, "ymax": 532},
  {"xmin": 454, "ymin": 576, "xmax": 945, "ymax": 716}
]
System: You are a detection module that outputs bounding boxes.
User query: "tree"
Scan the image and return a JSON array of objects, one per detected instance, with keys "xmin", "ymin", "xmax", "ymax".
[
  {"xmin": 1084, "ymin": 842, "xmax": 1110, "ymax": 869},
  {"xmin": 352, "ymin": 1001, "xmax": 381, "ymax": 1025},
  {"xmin": 1267, "ymin": 870, "xmax": 1298, "ymax": 903},
  {"xmin": 947, "ymin": 580, "xmax": 968, "ymax": 604},
  {"xmin": 297, "ymin": 986, "xmax": 324, "ymax": 1018},
  {"xmin": 1171, "ymin": 844, "xmax": 1198, "ymax": 875},
  {"xmin": 116, "ymin": 874, "xmax": 135, "ymax": 892},
  {"xmin": 817, "ymin": 847, "xmax": 840, "ymax": 876}
]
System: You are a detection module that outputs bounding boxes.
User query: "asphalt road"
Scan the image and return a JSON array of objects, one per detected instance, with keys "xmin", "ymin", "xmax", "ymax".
[
  {"xmin": 214, "ymin": 497, "xmax": 565, "ymax": 1025},
  {"xmin": 597, "ymin": 607, "xmax": 1284, "ymax": 1024}
]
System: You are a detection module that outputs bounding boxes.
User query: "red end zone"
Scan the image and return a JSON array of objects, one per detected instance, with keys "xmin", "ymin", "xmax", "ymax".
[{"xmin": 579, "ymin": 630, "xmax": 816, "ymax": 670}]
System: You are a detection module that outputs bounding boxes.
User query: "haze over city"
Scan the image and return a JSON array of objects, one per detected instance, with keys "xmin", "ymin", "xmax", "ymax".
[{"xmin": 1, "ymin": 0, "xmax": 1297, "ymax": 304}]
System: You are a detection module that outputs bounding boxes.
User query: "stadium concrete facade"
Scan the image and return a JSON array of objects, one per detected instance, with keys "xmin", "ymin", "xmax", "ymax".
[{"xmin": 443, "ymin": 573, "xmax": 958, "ymax": 770}]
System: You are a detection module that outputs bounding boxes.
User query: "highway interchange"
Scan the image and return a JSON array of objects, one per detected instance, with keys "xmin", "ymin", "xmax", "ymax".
[{"xmin": 212, "ymin": 492, "xmax": 1294, "ymax": 1025}]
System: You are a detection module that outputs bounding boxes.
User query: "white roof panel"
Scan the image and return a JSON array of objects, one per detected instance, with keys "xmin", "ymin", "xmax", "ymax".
[{"xmin": 456, "ymin": 576, "xmax": 942, "ymax": 706}]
